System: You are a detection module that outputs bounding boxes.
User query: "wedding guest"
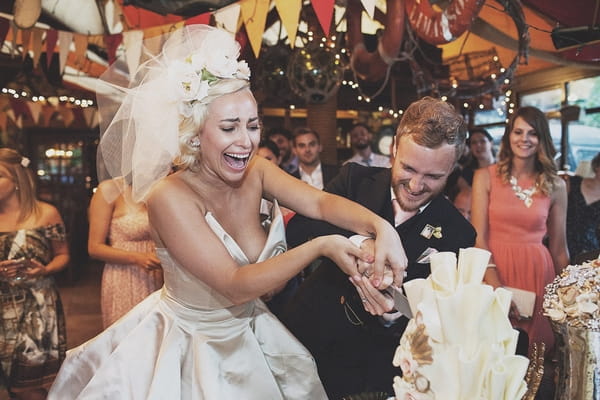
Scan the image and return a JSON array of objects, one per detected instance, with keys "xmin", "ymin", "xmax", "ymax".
[
  {"xmin": 48, "ymin": 25, "xmax": 406, "ymax": 399},
  {"xmin": 461, "ymin": 128, "xmax": 496, "ymax": 186},
  {"xmin": 0, "ymin": 148, "xmax": 69, "ymax": 400},
  {"xmin": 566, "ymin": 152, "xmax": 600, "ymax": 261},
  {"xmin": 343, "ymin": 123, "xmax": 391, "ymax": 167},
  {"xmin": 282, "ymin": 96, "xmax": 476, "ymax": 398},
  {"xmin": 291, "ymin": 127, "xmax": 340, "ymax": 189},
  {"xmin": 471, "ymin": 106, "xmax": 569, "ymax": 357},
  {"xmin": 266, "ymin": 127, "xmax": 298, "ymax": 174},
  {"xmin": 87, "ymin": 177, "xmax": 163, "ymax": 328}
]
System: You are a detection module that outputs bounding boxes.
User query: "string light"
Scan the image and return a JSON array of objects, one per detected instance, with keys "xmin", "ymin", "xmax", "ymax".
[{"xmin": 1, "ymin": 86, "xmax": 94, "ymax": 108}]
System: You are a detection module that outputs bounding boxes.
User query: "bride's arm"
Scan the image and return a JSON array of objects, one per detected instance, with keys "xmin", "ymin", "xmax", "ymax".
[
  {"xmin": 147, "ymin": 177, "xmax": 370, "ymax": 304},
  {"xmin": 259, "ymin": 157, "xmax": 407, "ymax": 287}
]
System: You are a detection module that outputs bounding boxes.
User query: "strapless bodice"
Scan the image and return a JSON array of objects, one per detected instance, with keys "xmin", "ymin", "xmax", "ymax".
[{"xmin": 156, "ymin": 202, "xmax": 287, "ymax": 310}]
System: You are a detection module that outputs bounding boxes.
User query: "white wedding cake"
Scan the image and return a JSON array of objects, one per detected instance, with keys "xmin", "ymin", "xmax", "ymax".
[{"xmin": 392, "ymin": 248, "xmax": 529, "ymax": 400}]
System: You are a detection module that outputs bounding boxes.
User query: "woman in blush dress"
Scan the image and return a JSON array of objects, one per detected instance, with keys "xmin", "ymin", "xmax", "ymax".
[
  {"xmin": 0, "ymin": 148, "xmax": 69, "ymax": 400},
  {"xmin": 48, "ymin": 25, "xmax": 407, "ymax": 400},
  {"xmin": 472, "ymin": 106, "xmax": 569, "ymax": 359},
  {"xmin": 88, "ymin": 177, "xmax": 163, "ymax": 328}
]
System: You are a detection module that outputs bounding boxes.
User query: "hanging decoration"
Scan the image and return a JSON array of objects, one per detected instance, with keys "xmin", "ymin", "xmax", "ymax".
[
  {"xmin": 346, "ymin": 0, "xmax": 405, "ymax": 82},
  {"xmin": 287, "ymin": 34, "xmax": 347, "ymax": 104},
  {"xmin": 12, "ymin": 0, "xmax": 42, "ymax": 30},
  {"xmin": 407, "ymin": 0, "xmax": 529, "ymax": 106},
  {"xmin": 405, "ymin": 0, "xmax": 486, "ymax": 45}
]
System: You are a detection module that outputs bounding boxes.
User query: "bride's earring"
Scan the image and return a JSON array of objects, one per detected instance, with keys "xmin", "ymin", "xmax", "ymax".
[{"xmin": 189, "ymin": 137, "xmax": 200, "ymax": 149}]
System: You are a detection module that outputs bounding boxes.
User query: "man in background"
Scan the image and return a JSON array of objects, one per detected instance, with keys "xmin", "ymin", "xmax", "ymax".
[
  {"xmin": 291, "ymin": 127, "xmax": 339, "ymax": 189},
  {"xmin": 266, "ymin": 127, "xmax": 298, "ymax": 174},
  {"xmin": 343, "ymin": 123, "xmax": 391, "ymax": 167}
]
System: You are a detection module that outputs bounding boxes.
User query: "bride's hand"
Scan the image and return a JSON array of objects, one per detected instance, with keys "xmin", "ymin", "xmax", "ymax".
[
  {"xmin": 371, "ymin": 221, "xmax": 407, "ymax": 288},
  {"xmin": 354, "ymin": 238, "xmax": 393, "ymax": 289},
  {"xmin": 316, "ymin": 235, "xmax": 373, "ymax": 280}
]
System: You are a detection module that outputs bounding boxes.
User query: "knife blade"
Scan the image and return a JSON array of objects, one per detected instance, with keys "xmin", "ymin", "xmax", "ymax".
[{"xmin": 385, "ymin": 285, "xmax": 413, "ymax": 319}]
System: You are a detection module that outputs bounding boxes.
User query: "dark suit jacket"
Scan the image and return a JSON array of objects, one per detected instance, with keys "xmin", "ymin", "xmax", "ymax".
[
  {"xmin": 291, "ymin": 163, "xmax": 340, "ymax": 188},
  {"xmin": 282, "ymin": 163, "xmax": 476, "ymax": 399}
]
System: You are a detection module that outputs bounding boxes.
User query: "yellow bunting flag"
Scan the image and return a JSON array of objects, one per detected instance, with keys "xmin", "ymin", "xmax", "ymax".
[
  {"xmin": 31, "ymin": 27, "xmax": 43, "ymax": 68},
  {"xmin": 274, "ymin": 0, "xmax": 301, "ymax": 48},
  {"xmin": 21, "ymin": 28, "xmax": 31, "ymax": 59},
  {"xmin": 240, "ymin": 0, "xmax": 269, "ymax": 58},
  {"xmin": 58, "ymin": 31, "xmax": 73, "ymax": 74},
  {"xmin": 72, "ymin": 33, "xmax": 88, "ymax": 68}
]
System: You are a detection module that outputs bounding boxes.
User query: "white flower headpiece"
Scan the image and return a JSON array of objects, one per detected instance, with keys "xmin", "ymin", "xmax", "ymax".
[
  {"xmin": 167, "ymin": 29, "xmax": 251, "ymax": 118},
  {"xmin": 20, "ymin": 157, "xmax": 30, "ymax": 168},
  {"xmin": 97, "ymin": 25, "xmax": 252, "ymax": 203}
]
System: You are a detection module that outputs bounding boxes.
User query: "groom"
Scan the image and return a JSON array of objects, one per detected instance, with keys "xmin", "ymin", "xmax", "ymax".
[{"xmin": 282, "ymin": 97, "xmax": 477, "ymax": 399}]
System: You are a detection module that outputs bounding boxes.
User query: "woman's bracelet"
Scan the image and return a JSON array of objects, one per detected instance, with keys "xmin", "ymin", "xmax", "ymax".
[{"xmin": 487, "ymin": 263, "xmax": 497, "ymax": 268}]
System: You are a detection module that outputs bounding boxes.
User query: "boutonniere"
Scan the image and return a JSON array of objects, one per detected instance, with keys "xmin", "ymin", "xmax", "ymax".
[{"xmin": 420, "ymin": 224, "xmax": 442, "ymax": 239}]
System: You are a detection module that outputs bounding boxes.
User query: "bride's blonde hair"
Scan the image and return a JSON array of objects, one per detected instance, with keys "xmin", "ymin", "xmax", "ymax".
[{"xmin": 176, "ymin": 79, "xmax": 250, "ymax": 170}]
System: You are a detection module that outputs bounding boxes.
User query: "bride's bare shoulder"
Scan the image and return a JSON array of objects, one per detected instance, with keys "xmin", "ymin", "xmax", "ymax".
[{"xmin": 147, "ymin": 173, "xmax": 205, "ymax": 212}]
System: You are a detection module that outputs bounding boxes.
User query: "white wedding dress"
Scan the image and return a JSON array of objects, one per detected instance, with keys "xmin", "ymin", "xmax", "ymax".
[{"xmin": 48, "ymin": 204, "xmax": 327, "ymax": 399}]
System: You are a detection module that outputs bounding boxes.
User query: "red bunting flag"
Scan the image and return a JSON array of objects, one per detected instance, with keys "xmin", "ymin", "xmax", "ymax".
[
  {"xmin": 45, "ymin": 29, "xmax": 58, "ymax": 68},
  {"xmin": 310, "ymin": 0, "xmax": 335, "ymax": 36},
  {"xmin": 105, "ymin": 33, "xmax": 123, "ymax": 65},
  {"xmin": 185, "ymin": 12, "xmax": 211, "ymax": 26}
]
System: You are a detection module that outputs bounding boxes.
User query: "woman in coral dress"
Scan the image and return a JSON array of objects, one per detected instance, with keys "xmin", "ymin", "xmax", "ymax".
[
  {"xmin": 472, "ymin": 106, "xmax": 569, "ymax": 357},
  {"xmin": 88, "ymin": 178, "xmax": 163, "ymax": 328}
]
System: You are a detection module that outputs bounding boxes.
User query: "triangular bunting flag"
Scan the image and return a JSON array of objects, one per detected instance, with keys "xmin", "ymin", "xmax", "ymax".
[
  {"xmin": 31, "ymin": 27, "xmax": 43, "ymax": 68},
  {"xmin": 82, "ymin": 107, "xmax": 96, "ymax": 128},
  {"xmin": 106, "ymin": 0, "xmax": 123, "ymax": 34},
  {"xmin": 0, "ymin": 113, "xmax": 6, "ymax": 133},
  {"xmin": 5, "ymin": 109, "xmax": 15, "ymax": 123},
  {"xmin": 42, "ymin": 105, "xmax": 56, "ymax": 126},
  {"xmin": 185, "ymin": 13, "xmax": 211, "ymax": 26},
  {"xmin": 27, "ymin": 102, "xmax": 42, "ymax": 124},
  {"xmin": 214, "ymin": 2, "xmax": 241, "ymax": 34},
  {"xmin": 71, "ymin": 108, "xmax": 84, "ymax": 127},
  {"xmin": 310, "ymin": 0, "xmax": 335, "ymax": 36},
  {"xmin": 45, "ymin": 29, "xmax": 58, "ymax": 69},
  {"xmin": 58, "ymin": 31, "xmax": 73, "ymax": 74},
  {"xmin": 123, "ymin": 30, "xmax": 144, "ymax": 78},
  {"xmin": 58, "ymin": 107, "xmax": 74, "ymax": 127},
  {"xmin": 240, "ymin": 0, "xmax": 269, "ymax": 58},
  {"xmin": 21, "ymin": 28, "xmax": 32, "ymax": 59},
  {"xmin": 9, "ymin": 98, "xmax": 31, "ymax": 121},
  {"xmin": 90, "ymin": 108, "xmax": 99, "ymax": 128},
  {"xmin": 105, "ymin": 33, "xmax": 123, "ymax": 65},
  {"xmin": 275, "ymin": 0, "xmax": 301, "ymax": 48},
  {"xmin": 73, "ymin": 33, "xmax": 88, "ymax": 68},
  {"xmin": 360, "ymin": 0, "xmax": 376, "ymax": 18},
  {"xmin": 10, "ymin": 21, "xmax": 20, "ymax": 58},
  {"xmin": 0, "ymin": 18, "xmax": 10, "ymax": 49}
]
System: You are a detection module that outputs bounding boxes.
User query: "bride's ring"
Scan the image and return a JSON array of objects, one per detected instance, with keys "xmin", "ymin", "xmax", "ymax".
[
  {"xmin": 362, "ymin": 270, "xmax": 372, "ymax": 278},
  {"xmin": 361, "ymin": 297, "xmax": 367, "ymax": 303}
]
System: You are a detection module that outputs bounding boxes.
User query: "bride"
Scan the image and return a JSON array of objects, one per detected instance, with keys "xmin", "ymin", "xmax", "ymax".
[{"xmin": 48, "ymin": 25, "xmax": 407, "ymax": 399}]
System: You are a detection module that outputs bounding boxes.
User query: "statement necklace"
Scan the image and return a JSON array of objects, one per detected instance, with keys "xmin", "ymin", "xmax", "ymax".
[{"xmin": 509, "ymin": 175, "xmax": 536, "ymax": 208}]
